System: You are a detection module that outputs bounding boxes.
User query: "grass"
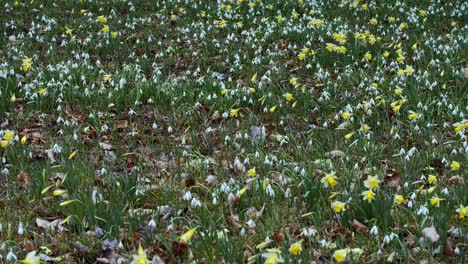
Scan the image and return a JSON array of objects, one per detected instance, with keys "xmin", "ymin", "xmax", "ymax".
[{"xmin": 0, "ymin": 0, "xmax": 467, "ymax": 263}]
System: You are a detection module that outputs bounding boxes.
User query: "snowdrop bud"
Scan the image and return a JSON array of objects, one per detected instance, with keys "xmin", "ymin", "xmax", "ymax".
[
  {"xmin": 18, "ymin": 222, "xmax": 24, "ymax": 235},
  {"xmin": 6, "ymin": 251, "xmax": 17, "ymax": 261}
]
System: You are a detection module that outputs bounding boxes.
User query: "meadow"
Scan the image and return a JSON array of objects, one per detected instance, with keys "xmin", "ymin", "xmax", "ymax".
[{"xmin": 0, "ymin": 0, "xmax": 467, "ymax": 263}]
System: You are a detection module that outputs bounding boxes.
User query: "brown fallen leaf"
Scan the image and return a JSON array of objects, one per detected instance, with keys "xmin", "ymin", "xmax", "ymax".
[
  {"xmin": 352, "ymin": 219, "xmax": 368, "ymax": 234},
  {"xmin": 44, "ymin": 149, "xmax": 56, "ymax": 163},
  {"xmin": 17, "ymin": 171, "xmax": 32, "ymax": 185},
  {"xmin": 227, "ymin": 214, "xmax": 242, "ymax": 229},
  {"xmin": 422, "ymin": 226, "xmax": 440, "ymax": 243},
  {"xmin": 35, "ymin": 218, "xmax": 65, "ymax": 232},
  {"xmin": 99, "ymin": 142, "xmax": 114, "ymax": 150},
  {"xmin": 384, "ymin": 170, "xmax": 401, "ymax": 188},
  {"xmin": 273, "ymin": 231, "xmax": 285, "ymax": 244},
  {"xmin": 444, "ymin": 239, "xmax": 456, "ymax": 257}
]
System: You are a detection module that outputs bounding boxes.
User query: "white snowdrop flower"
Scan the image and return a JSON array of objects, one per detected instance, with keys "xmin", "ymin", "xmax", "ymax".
[
  {"xmin": 383, "ymin": 235, "xmax": 392, "ymax": 244},
  {"xmin": 212, "ymin": 196, "xmax": 218, "ymax": 205},
  {"xmin": 417, "ymin": 205, "xmax": 429, "ymax": 216},
  {"xmin": 220, "ymin": 182, "xmax": 230, "ymax": 193},
  {"xmin": 182, "ymin": 191, "xmax": 192, "ymax": 201},
  {"xmin": 152, "ymin": 123, "xmax": 158, "ymax": 129},
  {"xmin": 147, "ymin": 219, "xmax": 156, "ymax": 229},
  {"xmin": 284, "ymin": 188, "xmax": 291, "ymax": 198},
  {"xmin": 246, "ymin": 219, "xmax": 256, "ymax": 228},
  {"xmin": 240, "ymin": 228, "xmax": 246, "ymax": 236},
  {"xmin": 266, "ymin": 184, "xmax": 275, "ymax": 197},
  {"xmin": 408, "ymin": 200, "xmax": 413, "ymax": 208},
  {"xmin": 228, "ymin": 192, "xmax": 236, "ymax": 203},
  {"xmin": 167, "ymin": 126, "xmax": 173, "ymax": 133},
  {"xmin": 6, "ymin": 251, "xmax": 17, "ymax": 261},
  {"xmin": 441, "ymin": 188, "xmax": 449, "ymax": 195},
  {"xmin": 370, "ymin": 226, "xmax": 378, "ymax": 236},
  {"xmin": 191, "ymin": 198, "xmax": 201, "ymax": 207},
  {"xmin": 18, "ymin": 222, "xmax": 24, "ymax": 235},
  {"xmin": 319, "ymin": 239, "xmax": 329, "ymax": 248},
  {"xmin": 302, "ymin": 227, "xmax": 317, "ymax": 237},
  {"xmin": 92, "ymin": 189, "xmax": 103, "ymax": 204}
]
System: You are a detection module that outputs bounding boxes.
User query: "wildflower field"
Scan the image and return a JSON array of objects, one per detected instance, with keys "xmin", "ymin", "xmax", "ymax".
[{"xmin": 1, "ymin": 0, "xmax": 467, "ymax": 263}]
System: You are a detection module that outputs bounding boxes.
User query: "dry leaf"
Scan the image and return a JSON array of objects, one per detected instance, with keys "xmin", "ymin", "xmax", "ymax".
[
  {"xmin": 444, "ymin": 239, "xmax": 456, "ymax": 257},
  {"xmin": 352, "ymin": 219, "xmax": 368, "ymax": 233},
  {"xmin": 422, "ymin": 226, "xmax": 440, "ymax": 243},
  {"xmin": 99, "ymin": 142, "xmax": 114, "ymax": 150},
  {"xmin": 326, "ymin": 150, "xmax": 346, "ymax": 158},
  {"xmin": 44, "ymin": 149, "xmax": 56, "ymax": 163},
  {"xmin": 227, "ymin": 214, "xmax": 242, "ymax": 229},
  {"xmin": 17, "ymin": 171, "xmax": 32, "ymax": 185}
]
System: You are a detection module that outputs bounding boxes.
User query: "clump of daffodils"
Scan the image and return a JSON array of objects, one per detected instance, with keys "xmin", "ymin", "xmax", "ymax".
[{"xmin": 131, "ymin": 245, "xmax": 149, "ymax": 264}]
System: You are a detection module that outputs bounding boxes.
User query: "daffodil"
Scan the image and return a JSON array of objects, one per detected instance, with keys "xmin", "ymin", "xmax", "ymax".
[
  {"xmin": 22, "ymin": 58, "xmax": 33, "ymax": 72},
  {"xmin": 1, "ymin": 140, "xmax": 10, "ymax": 148},
  {"xmin": 101, "ymin": 26, "xmax": 110, "ymax": 33},
  {"xmin": 262, "ymin": 248, "xmax": 283, "ymax": 264},
  {"xmin": 394, "ymin": 88, "xmax": 404, "ymax": 95},
  {"xmin": 364, "ymin": 52, "xmax": 372, "ymax": 60},
  {"xmin": 289, "ymin": 240, "xmax": 302, "ymax": 255},
  {"xmin": 229, "ymin": 108, "xmax": 240, "ymax": 118},
  {"xmin": 331, "ymin": 201, "xmax": 346, "ymax": 213},
  {"xmin": 333, "ymin": 249, "xmax": 349, "ymax": 262},
  {"xmin": 344, "ymin": 132, "xmax": 354, "ymax": 140},
  {"xmin": 248, "ymin": 167, "xmax": 256, "ymax": 177},
  {"xmin": 450, "ymin": 161, "xmax": 460, "ymax": 171},
  {"xmin": 180, "ymin": 227, "xmax": 197, "ymax": 243},
  {"xmin": 408, "ymin": 111, "xmax": 419, "ymax": 121},
  {"xmin": 321, "ymin": 173, "xmax": 337, "ymax": 188},
  {"xmin": 430, "ymin": 195, "xmax": 443, "ymax": 207},
  {"xmin": 238, "ymin": 186, "xmax": 247, "ymax": 196},
  {"xmin": 284, "ymin": 93, "xmax": 293, "ymax": 102},
  {"xmin": 3, "ymin": 131, "xmax": 15, "ymax": 140},
  {"xmin": 21, "ymin": 135, "xmax": 27, "ymax": 145},
  {"xmin": 53, "ymin": 189, "xmax": 67, "ymax": 196},
  {"xmin": 454, "ymin": 122, "xmax": 468, "ymax": 133},
  {"xmin": 38, "ymin": 88, "xmax": 47, "ymax": 96},
  {"xmin": 251, "ymin": 72, "xmax": 257, "ymax": 82},
  {"xmin": 394, "ymin": 194, "xmax": 405, "ymax": 205},
  {"xmin": 103, "ymin": 74, "xmax": 112, "ymax": 82},
  {"xmin": 428, "ymin": 175, "xmax": 437, "ymax": 185},
  {"xmin": 97, "ymin": 15, "xmax": 107, "ymax": 23},
  {"xmin": 20, "ymin": 251, "xmax": 40, "ymax": 264},
  {"xmin": 131, "ymin": 245, "xmax": 149, "ymax": 264},
  {"xmin": 456, "ymin": 205, "xmax": 467, "ymax": 219},
  {"xmin": 68, "ymin": 150, "xmax": 78, "ymax": 160},
  {"xmin": 341, "ymin": 112, "xmax": 352, "ymax": 119},
  {"xmin": 362, "ymin": 189, "xmax": 375, "ymax": 202},
  {"xmin": 363, "ymin": 175, "xmax": 380, "ymax": 190}
]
